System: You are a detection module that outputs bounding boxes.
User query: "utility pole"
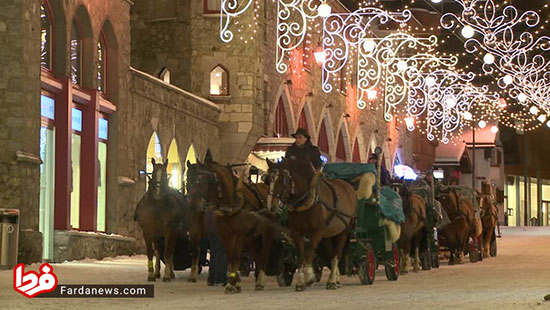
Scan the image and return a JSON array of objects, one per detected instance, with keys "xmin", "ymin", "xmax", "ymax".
[{"xmin": 523, "ymin": 125, "xmax": 529, "ymax": 226}]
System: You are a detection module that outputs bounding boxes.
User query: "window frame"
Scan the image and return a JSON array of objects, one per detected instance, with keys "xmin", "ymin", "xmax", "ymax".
[
  {"xmin": 204, "ymin": 0, "xmax": 221, "ymax": 14},
  {"xmin": 209, "ymin": 65, "xmax": 230, "ymax": 96}
]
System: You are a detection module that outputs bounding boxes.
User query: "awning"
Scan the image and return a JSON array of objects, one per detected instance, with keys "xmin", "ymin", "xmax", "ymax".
[
  {"xmin": 435, "ymin": 142, "xmax": 468, "ymax": 166},
  {"xmin": 247, "ymin": 137, "xmax": 295, "ymax": 172},
  {"xmin": 462, "ymin": 125, "xmax": 498, "ymax": 148}
]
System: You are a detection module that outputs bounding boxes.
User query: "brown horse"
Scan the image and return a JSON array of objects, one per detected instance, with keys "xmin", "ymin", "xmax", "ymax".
[
  {"xmin": 134, "ymin": 158, "xmax": 188, "ymax": 282},
  {"xmin": 266, "ymin": 157, "xmax": 357, "ymax": 291},
  {"xmin": 479, "ymin": 194, "xmax": 498, "ymax": 258},
  {"xmin": 396, "ymin": 183, "xmax": 427, "ymax": 274},
  {"xmin": 438, "ymin": 189, "xmax": 474, "ymax": 265},
  {"xmin": 198, "ymin": 152, "xmax": 275, "ymax": 294},
  {"xmin": 184, "ymin": 161, "xmax": 208, "ymax": 283}
]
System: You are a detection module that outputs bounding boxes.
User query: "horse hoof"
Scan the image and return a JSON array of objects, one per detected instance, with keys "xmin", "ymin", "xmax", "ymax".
[
  {"xmin": 336, "ymin": 282, "xmax": 342, "ymax": 288},
  {"xmin": 448, "ymin": 260, "xmax": 455, "ymax": 266},
  {"xmin": 224, "ymin": 285, "xmax": 239, "ymax": 294},
  {"xmin": 305, "ymin": 279, "xmax": 315, "ymax": 287},
  {"xmin": 413, "ymin": 268, "xmax": 420, "ymax": 273},
  {"xmin": 147, "ymin": 276, "xmax": 156, "ymax": 282},
  {"xmin": 236, "ymin": 285, "xmax": 242, "ymax": 293},
  {"xmin": 188, "ymin": 277, "xmax": 197, "ymax": 283},
  {"xmin": 155, "ymin": 273, "xmax": 161, "ymax": 279},
  {"xmin": 295, "ymin": 285, "xmax": 305, "ymax": 292},
  {"xmin": 254, "ymin": 284, "xmax": 264, "ymax": 291},
  {"xmin": 171, "ymin": 272, "xmax": 175, "ymax": 279},
  {"xmin": 162, "ymin": 277, "xmax": 171, "ymax": 282},
  {"xmin": 326, "ymin": 282, "xmax": 337, "ymax": 290}
]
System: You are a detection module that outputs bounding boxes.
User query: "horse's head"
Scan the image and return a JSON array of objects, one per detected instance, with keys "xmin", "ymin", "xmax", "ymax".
[
  {"xmin": 149, "ymin": 158, "xmax": 169, "ymax": 200},
  {"xmin": 202, "ymin": 150, "xmax": 245, "ymax": 212},
  {"xmin": 265, "ymin": 156, "xmax": 316, "ymax": 213},
  {"xmin": 186, "ymin": 160, "xmax": 217, "ymax": 207},
  {"xmin": 438, "ymin": 189, "xmax": 460, "ymax": 215}
]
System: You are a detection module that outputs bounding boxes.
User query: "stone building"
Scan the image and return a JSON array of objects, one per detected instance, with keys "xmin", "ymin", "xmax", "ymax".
[{"xmin": 0, "ymin": 0, "xmax": 436, "ymax": 264}]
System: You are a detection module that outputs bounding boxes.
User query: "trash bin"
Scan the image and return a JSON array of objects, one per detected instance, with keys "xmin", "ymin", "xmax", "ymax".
[{"xmin": 0, "ymin": 209, "xmax": 19, "ymax": 269}]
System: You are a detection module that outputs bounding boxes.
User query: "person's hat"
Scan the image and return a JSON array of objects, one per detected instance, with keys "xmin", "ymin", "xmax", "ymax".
[{"xmin": 291, "ymin": 128, "xmax": 310, "ymax": 139}]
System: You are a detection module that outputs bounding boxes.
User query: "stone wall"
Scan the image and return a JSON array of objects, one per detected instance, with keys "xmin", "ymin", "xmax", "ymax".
[
  {"xmin": 0, "ymin": 0, "xmax": 43, "ymax": 264},
  {"xmin": 119, "ymin": 68, "xmax": 221, "ymax": 241}
]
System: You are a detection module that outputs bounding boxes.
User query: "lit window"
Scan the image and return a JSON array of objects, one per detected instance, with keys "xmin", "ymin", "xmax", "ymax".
[
  {"xmin": 159, "ymin": 67, "xmax": 170, "ymax": 84},
  {"xmin": 97, "ymin": 33, "xmax": 106, "ymax": 93},
  {"xmin": 40, "ymin": 2, "xmax": 52, "ymax": 70},
  {"xmin": 210, "ymin": 65, "xmax": 229, "ymax": 96},
  {"xmin": 204, "ymin": 0, "xmax": 221, "ymax": 13},
  {"xmin": 70, "ymin": 20, "xmax": 82, "ymax": 85}
]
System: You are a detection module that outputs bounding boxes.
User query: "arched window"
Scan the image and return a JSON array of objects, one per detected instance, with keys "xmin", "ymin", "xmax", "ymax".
[
  {"xmin": 274, "ymin": 97, "xmax": 289, "ymax": 137},
  {"xmin": 204, "ymin": 0, "xmax": 221, "ymax": 13},
  {"xmin": 336, "ymin": 130, "xmax": 346, "ymax": 162},
  {"xmin": 183, "ymin": 144, "xmax": 198, "ymax": 194},
  {"xmin": 146, "ymin": 133, "xmax": 163, "ymax": 191},
  {"xmin": 352, "ymin": 139, "xmax": 361, "ymax": 163},
  {"xmin": 97, "ymin": 32, "xmax": 106, "ymax": 93},
  {"xmin": 167, "ymin": 139, "xmax": 181, "ymax": 191},
  {"xmin": 40, "ymin": 1, "xmax": 52, "ymax": 70},
  {"xmin": 159, "ymin": 67, "xmax": 170, "ymax": 84},
  {"xmin": 210, "ymin": 65, "xmax": 229, "ymax": 96},
  {"xmin": 70, "ymin": 19, "xmax": 82, "ymax": 85}
]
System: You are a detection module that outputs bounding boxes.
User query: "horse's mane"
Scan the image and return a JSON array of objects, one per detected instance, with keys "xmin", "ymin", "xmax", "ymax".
[{"xmin": 284, "ymin": 156, "xmax": 314, "ymax": 181}]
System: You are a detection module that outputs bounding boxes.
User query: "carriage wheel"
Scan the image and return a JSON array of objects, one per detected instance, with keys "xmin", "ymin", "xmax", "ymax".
[
  {"xmin": 490, "ymin": 232, "xmax": 497, "ymax": 257},
  {"xmin": 384, "ymin": 243, "xmax": 400, "ymax": 281},
  {"xmin": 358, "ymin": 243, "xmax": 376, "ymax": 285},
  {"xmin": 276, "ymin": 263, "xmax": 294, "ymax": 287}
]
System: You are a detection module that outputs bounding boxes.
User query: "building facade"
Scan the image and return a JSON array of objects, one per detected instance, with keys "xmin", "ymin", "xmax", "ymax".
[{"xmin": 1, "ymin": 0, "xmax": 437, "ymax": 264}]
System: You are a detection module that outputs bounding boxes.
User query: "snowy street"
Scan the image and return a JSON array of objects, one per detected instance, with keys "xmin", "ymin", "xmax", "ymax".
[{"xmin": 2, "ymin": 227, "xmax": 550, "ymax": 310}]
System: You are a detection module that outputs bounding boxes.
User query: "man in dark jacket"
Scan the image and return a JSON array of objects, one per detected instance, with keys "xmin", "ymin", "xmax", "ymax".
[
  {"xmin": 285, "ymin": 128, "xmax": 323, "ymax": 170},
  {"xmin": 368, "ymin": 153, "xmax": 392, "ymax": 186}
]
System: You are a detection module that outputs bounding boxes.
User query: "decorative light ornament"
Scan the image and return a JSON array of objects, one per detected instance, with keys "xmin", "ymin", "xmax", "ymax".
[
  {"xmin": 404, "ymin": 116, "xmax": 415, "ymax": 131},
  {"xmin": 313, "ymin": 46, "xmax": 326, "ymax": 66},
  {"xmin": 483, "ymin": 53, "xmax": 495, "ymax": 65},
  {"xmin": 546, "ymin": 120, "xmax": 550, "ymax": 128},
  {"xmin": 425, "ymin": 76, "xmax": 436, "ymax": 87},
  {"xmin": 530, "ymin": 106, "xmax": 539, "ymax": 115},
  {"xmin": 317, "ymin": 2, "xmax": 331, "ymax": 17},
  {"xmin": 478, "ymin": 120, "xmax": 487, "ymax": 128},
  {"xmin": 538, "ymin": 114, "xmax": 547, "ymax": 123},
  {"xmin": 460, "ymin": 25, "xmax": 475, "ymax": 39},
  {"xmin": 498, "ymin": 98, "xmax": 507, "ymax": 108},
  {"xmin": 503, "ymin": 75, "xmax": 513, "ymax": 86},
  {"xmin": 363, "ymin": 39, "xmax": 376, "ymax": 53},
  {"xmin": 518, "ymin": 93, "xmax": 527, "ymax": 102},
  {"xmin": 491, "ymin": 125, "xmax": 499, "ymax": 133},
  {"xmin": 367, "ymin": 89, "xmax": 378, "ymax": 101},
  {"xmin": 431, "ymin": 0, "xmax": 442, "ymax": 3},
  {"xmin": 445, "ymin": 96, "xmax": 457, "ymax": 108},
  {"xmin": 219, "ymin": 0, "xmax": 254, "ymax": 42},
  {"xmin": 464, "ymin": 111, "xmax": 473, "ymax": 120},
  {"xmin": 396, "ymin": 60, "xmax": 408, "ymax": 72}
]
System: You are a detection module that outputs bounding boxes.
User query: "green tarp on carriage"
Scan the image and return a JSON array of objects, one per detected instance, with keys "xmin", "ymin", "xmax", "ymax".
[
  {"xmin": 323, "ymin": 163, "xmax": 404, "ymax": 223},
  {"xmin": 323, "ymin": 163, "xmax": 378, "ymax": 180}
]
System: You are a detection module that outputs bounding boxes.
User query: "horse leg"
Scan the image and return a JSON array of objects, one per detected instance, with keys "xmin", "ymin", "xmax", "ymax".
[
  {"xmin": 145, "ymin": 235, "xmax": 156, "ymax": 281},
  {"xmin": 304, "ymin": 230, "xmax": 324, "ymax": 287},
  {"xmin": 230, "ymin": 235, "xmax": 246, "ymax": 293},
  {"xmin": 327, "ymin": 255, "xmax": 339, "ymax": 290},
  {"xmin": 247, "ymin": 236, "xmax": 264, "ymax": 291},
  {"xmin": 188, "ymin": 232, "xmax": 200, "ymax": 283},
  {"xmin": 255, "ymin": 233, "xmax": 273, "ymax": 291},
  {"xmin": 162, "ymin": 230, "xmax": 176, "ymax": 282},
  {"xmin": 291, "ymin": 231, "xmax": 306, "ymax": 292},
  {"xmin": 411, "ymin": 233, "xmax": 421, "ymax": 272},
  {"xmin": 334, "ymin": 231, "xmax": 348, "ymax": 288},
  {"xmin": 153, "ymin": 239, "xmax": 161, "ymax": 279}
]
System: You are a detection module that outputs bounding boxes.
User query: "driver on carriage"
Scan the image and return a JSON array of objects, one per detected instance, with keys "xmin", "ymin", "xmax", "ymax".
[
  {"xmin": 367, "ymin": 153, "xmax": 392, "ymax": 186},
  {"xmin": 285, "ymin": 128, "xmax": 323, "ymax": 171}
]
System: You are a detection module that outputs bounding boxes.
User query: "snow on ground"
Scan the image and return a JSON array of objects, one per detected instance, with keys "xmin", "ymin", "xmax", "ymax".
[{"xmin": 1, "ymin": 227, "xmax": 550, "ymax": 310}]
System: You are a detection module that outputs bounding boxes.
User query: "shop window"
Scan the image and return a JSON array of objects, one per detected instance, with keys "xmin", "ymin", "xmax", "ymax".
[
  {"xmin": 70, "ymin": 107, "xmax": 82, "ymax": 229},
  {"xmin": 39, "ymin": 94, "xmax": 55, "ymax": 259},
  {"xmin": 210, "ymin": 65, "xmax": 229, "ymax": 96},
  {"xmin": 97, "ymin": 117, "xmax": 108, "ymax": 232},
  {"xmin": 70, "ymin": 20, "xmax": 82, "ymax": 85},
  {"xmin": 204, "ymin": 0, "xmax": 221, "ymax": 13},
  {"xmin": 40, "ymin": 1, "xmax": 52, "ymax": 70},
  {"xmin": 97, "ymin": 33, "xmax": 106, "ymax": 93}
]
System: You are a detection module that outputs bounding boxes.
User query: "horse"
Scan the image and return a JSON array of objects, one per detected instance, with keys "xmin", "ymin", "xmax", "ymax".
[
  {"xmin": 134, "ymin": 158, "xmax": 188, "ymax": 282},
  {"xmin": 438, "ymin": 189, "xmax": 474, "ymax": 265},
  {"xmin": 184, "ymin": 160, "xmax": 208, "ymax": 283},
  {"xmin": 395, "ymin": 181, "xmax": 427, "ymax": 274},
  {"xmin": 479, "ymin": 194, "xmax": 498, "ymax": 258},
  {"xmin": 196, "ymin": 152, "xmax": 275, "ymax": 294},
  {"xmin": 266, "ymin": 157, "xmax": 357, "ymax": 291}
]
